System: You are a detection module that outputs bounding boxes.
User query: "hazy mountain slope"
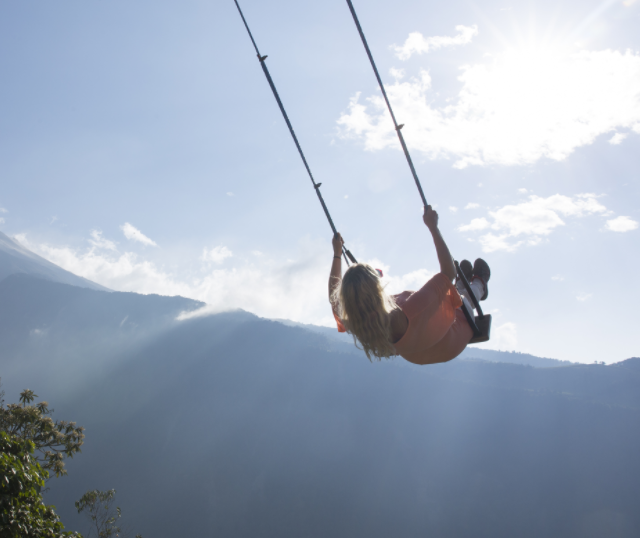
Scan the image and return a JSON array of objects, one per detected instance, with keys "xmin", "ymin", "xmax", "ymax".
[
  {"xmin": 276, "ymin": 319, "xmax": 574, "ymax": 368},
  {"xmin": 425, "ymin": 357, "xmax": 640, "ymax": 410},
  {"xmin": 0, "ymin": 231, "xmax": 108, "ymax": 291},
  {"xmin": 0, "ymin": 274, "xmax": 204, "ymax": 390},
  {"xmin": 41, "ymin": 313, "xmax": 639, "ymax": 538},
  {"xmin": 1, "ymin": 277, "xmax": 639, "ymax": 538}
]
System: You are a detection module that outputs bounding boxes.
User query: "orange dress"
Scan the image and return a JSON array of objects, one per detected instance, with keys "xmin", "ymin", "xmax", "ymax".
[{"xmin": 334, "ymin": 272, "xmax": 472, "ymax": 365}]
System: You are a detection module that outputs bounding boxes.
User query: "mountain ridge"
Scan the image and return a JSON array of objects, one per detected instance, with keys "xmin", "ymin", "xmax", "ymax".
[{"xmin": 0, "ymin": 230, "xmax": 109, "ymax": 291}]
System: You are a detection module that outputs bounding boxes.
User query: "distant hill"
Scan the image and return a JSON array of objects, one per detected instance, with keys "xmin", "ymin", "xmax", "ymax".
[
  {"xmin": 0, "ymin": 273, "xmax": 203, "ymax": 390},
  {"xmin": 0, "ymin": 230, "xmax": 108, "ymax": 291},
  {"xmin": 1, "ymin": 274, "xmax": 639, "ymax": 538},
  {"xmin": 274, "ymin": 318, "xmax": 575, "ymax": 368},
  {"xmin": 458, "ymin": 347, "xmax": 575, "ymax": 368}
]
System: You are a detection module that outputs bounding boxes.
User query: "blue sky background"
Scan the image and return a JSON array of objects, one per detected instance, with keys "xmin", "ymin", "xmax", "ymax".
[{"xmin": 1, "ymin": 0, "xmax": 639, "ymax": 363}]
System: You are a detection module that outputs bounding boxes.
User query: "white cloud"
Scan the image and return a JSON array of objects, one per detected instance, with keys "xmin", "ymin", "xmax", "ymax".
[
  {"xmin": 21, "ymin": 238, "xmax": 177, "ymax": 296},
  {"xmin": 389, "ymin": 67, "xmax": 405, "ymax": 80},
  {"xmin": 89, "ymin": 230, "xmax": 117, "ymax": 251},
  {"xmin": 609, "ymin": 132, "xmax": 627, "ymax": 145},
  {"xmin": 576, "ymin": 293, "xmax": 592, "ymax": 302},
  {"xmin": 386, "ymin": 268, "xmax": 436, "ymax": 295},
  {"xmin": 338, "ymin": 47, "xmax": 640, "ymax": 168},
  {"xmin": 518, "ymin": 188, "xmax": 528, "ymax": 194},
  {"xmin": 605, "ymin": 216, "xmax": 639, "ymax": 232},
  {"xmin": 227, "ymin": 192, "xmax": 234, "ymax": 197},
  {"xmin": 551, "ymin": 275, "xmax": 565, "ymax": 281},
  {"xmin": 0, "ymin": 208, "xmax": 7, "ymax": 213},
  {"xmin": 465, "ymin": 202, "xmax": 480, "ymax": 209},
  {"xmin": 17, "ymin": 233, "xmax": 438, "ymax": 330},
  {"xmin": 458, "ymin": 193, "xmax": 608, "ymax": 252},
  {"xmin": 449, "ymin": 206, "xmax": 458, "ymax": 213},
  {"xmin": 120, "ymin": 223, "xmax": 157, "ymax": 247},
  {"xmin": 324, "ymin": 256, "xmax": 435, "ymax": 299},
  {"xmin": 458, "ymin": 217, "xmax": 490, "ymax": 232},
  {"xmin": 486, "ymin": 321, "xmax": 517, "ymax": 350},
  {"xmin": 478, "ymin": 233, "xmax": 524, "ymax": 252},
  {"xmin": 201, "ymin": 245, "xmax": 233, "ymax": 264},
  {"xmin": 372, "ymin": 260, "xmax": 436, "ymax": 296},
  {"xmin": 393, "ymin": 25, "xmax": 478, "ymax": 60}
]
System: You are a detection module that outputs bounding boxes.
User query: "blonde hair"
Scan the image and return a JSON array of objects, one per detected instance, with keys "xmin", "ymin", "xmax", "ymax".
[{"xmin": 331, "ymin": 263, "xmax": 398, "ymax": 361}]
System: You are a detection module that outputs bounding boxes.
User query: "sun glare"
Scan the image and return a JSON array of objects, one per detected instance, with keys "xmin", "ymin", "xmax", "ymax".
[
  {"xmin": 340, "ymin": 30, "xmax": 640, "ymax": 167},
  {"xmin": 479, "ymin": 44, "xmax": 573, "ymax": 110}
]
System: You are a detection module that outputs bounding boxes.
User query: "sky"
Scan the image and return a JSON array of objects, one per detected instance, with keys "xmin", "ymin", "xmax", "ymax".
[{"xmin": 1, "ymin": 0, "xmax": 639, "ymax": 363}]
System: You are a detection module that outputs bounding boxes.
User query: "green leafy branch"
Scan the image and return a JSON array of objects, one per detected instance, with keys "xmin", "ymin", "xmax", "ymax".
[{"xmin": 0, "ymin": 388, "xmax": 85, "ymax": 479}]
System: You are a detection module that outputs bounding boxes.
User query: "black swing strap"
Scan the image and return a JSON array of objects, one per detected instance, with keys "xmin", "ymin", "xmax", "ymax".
[
  {"xmin": 233, "ymin": 0, "xmax": 357, "ymax": 266},
  {"xmin": 344, "ymin": 0, "xmax": 427, "ymax": 208},
  {"xmin": 344, "ymin": 0, "xmax": 484, "ymax": 333}
]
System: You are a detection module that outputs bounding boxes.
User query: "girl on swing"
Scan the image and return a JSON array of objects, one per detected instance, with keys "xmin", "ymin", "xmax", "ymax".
[{"xmin": 329, "ymin": 205, "xmax": 490, "ymax": 365}]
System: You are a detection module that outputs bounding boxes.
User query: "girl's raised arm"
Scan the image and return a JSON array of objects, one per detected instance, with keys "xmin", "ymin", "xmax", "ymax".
[
  {"xmin": 423, "ymin": 206, "xmax": 456, "ymax": 282},
  {"xmin": 329, "ymin": 233, "xmax": 344, "ymax": 301}
]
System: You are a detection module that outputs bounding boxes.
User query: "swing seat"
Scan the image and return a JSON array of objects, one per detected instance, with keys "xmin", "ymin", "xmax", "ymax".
[{"xmin": 469, "ymin": 314, "xmax": 492, "ymax": 344}]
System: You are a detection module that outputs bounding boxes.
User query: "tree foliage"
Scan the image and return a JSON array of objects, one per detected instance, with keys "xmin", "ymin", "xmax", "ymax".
[
  {"xmin": 76, "ymin": 490, "xmax": 141, "ymax": 538},
  {"xmin": 0, "ymin": 386, "xmax": 85, "ymax": 478},
  {"xmin": 0, "ymin": 432, "xmax": 81, "ymax": 538},
  {"xmin": 1, "ymin": 383, "xmax": 139, "ymax": 537}
]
